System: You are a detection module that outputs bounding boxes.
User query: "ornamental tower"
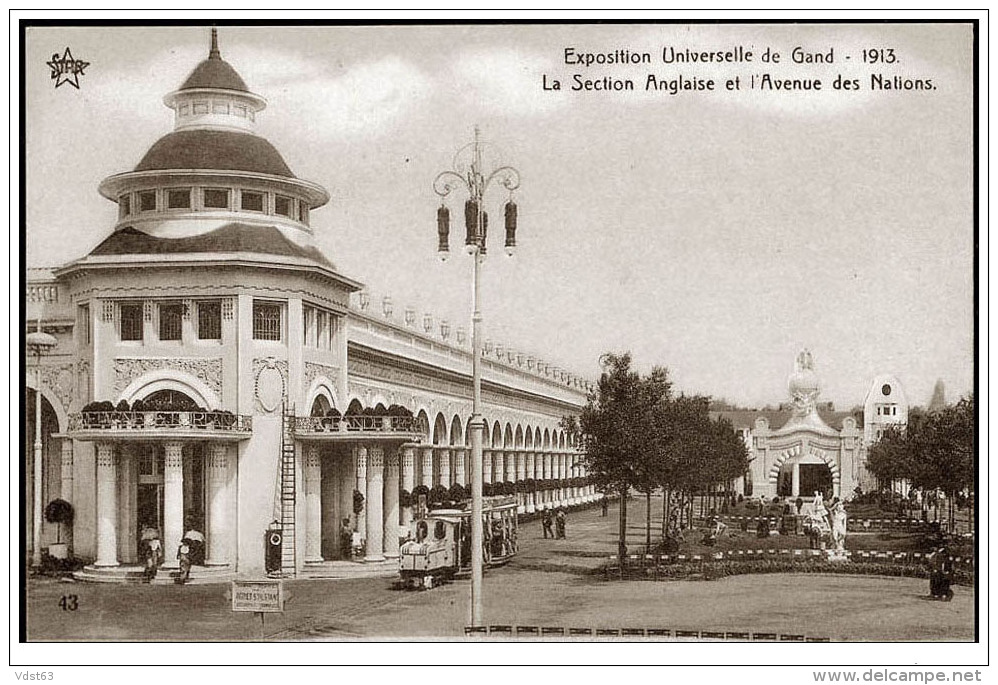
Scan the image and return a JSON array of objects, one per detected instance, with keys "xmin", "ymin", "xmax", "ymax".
[{"xmin": 90, "ymin": 28, "xmax": 333, "ymax": 265}]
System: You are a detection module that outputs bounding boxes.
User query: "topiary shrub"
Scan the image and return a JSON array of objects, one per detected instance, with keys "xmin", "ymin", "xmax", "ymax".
[
  {"xmin": 429, "ymin": 485, "xmax": 450, "ymax": 507},
  {"xmin": 448, "ymin": 483, "xmax": 467, "ymax": 502},
  {"xmin": 44, "ymin": 499, "xmax": 74, "ymax": 544},
  {"xmin": 352, "ymin": 489, "xmax": 365, "ymax": 515},
  {"xmin": 399, "ymin": 489, "xmax": 413, "ymax": 509}
]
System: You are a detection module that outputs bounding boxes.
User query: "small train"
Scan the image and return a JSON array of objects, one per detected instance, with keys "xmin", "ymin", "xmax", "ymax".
[{"xmin": 398, "ymin": 495, "xmax": 518, "ymax": 589}]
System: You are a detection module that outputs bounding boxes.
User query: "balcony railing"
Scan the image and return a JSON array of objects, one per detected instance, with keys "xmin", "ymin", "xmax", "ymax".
[
  {"xmin": 294, "ymin": 414, "xmax": 420, "ymax": 436},
  {"xmin": 69, "ymin": 411, "xmax": 253, "ymax": 434}
]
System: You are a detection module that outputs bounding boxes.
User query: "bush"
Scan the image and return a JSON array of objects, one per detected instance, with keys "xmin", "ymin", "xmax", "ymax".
[
  {"xmin": 352, "ymin": 489, "xmax": 365, "ymax": 515},
  {"xmin": 44, "ymin": 499, "xmax": 74, "ymax": 525},
  {"xmin": 429, "ymin": 485, "xmax": 450, "ymax": 506},
  {"xmin": 399, "ymin": 489, "xmax": 412, "ymax": 508},
  {"xmin": 115, "ymin": 399, "xmax": 130, "ymax": 412},
  {"xmin": 448, "ymin": 483, "xmax": 467, "ymax": 502}
]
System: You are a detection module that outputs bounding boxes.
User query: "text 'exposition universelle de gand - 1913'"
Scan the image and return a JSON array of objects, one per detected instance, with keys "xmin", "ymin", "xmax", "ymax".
[{"xmin": 544, "ymin": 45, "xmax": 937, "ymax": 96}]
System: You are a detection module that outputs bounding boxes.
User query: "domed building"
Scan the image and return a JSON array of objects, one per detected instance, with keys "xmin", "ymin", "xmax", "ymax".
[
  {"xmin": 25, "ymin": 29, "xmax": 594, "ymax": 582},
  {"xmin": 713, "ymin": 349, "xmax": 869, "ymax": 500}
]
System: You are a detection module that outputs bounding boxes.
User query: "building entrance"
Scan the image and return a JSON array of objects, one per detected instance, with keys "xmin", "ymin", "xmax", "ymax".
[
  {"xmin": 134, "ymin": 442, "xmax": 207, "ymax": 562},
  {"xmin": 799, "ymin": 463, "xmax": 833, "ymax": 500}
]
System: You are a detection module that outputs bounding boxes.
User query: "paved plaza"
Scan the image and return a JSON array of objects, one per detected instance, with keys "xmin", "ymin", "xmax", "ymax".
[{"xmin": 26, "ymin": 498, "xmax": 974, "ymax": 642}]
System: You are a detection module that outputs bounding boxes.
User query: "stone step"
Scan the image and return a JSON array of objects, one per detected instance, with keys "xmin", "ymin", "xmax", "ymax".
[
  {"xmin": 299, "ymin": 560, "xmax": 398, "ymax": 580},
  {"xmin": 150, "ymin": 565, "xmax": 236, "ymax": 586},
  {"xmin": 74, "ymin": 564, "xmax": 235, "ymax": 585}
]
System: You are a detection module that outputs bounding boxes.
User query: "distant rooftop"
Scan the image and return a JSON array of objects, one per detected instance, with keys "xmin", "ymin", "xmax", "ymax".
[{"xmin": 711, "ymin": 407, "xmax": 863, "ymax": 431}]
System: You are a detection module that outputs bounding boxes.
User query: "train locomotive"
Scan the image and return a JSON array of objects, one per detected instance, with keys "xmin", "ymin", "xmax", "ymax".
[{"xmin": 399, "ymin": 495, "xmax": 518, "ymax": 589}]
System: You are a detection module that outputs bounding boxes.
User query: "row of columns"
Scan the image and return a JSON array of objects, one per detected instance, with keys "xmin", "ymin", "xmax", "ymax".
[
  {"xmin": 93, "ymin": 441, "xmax": 232, "ymax": 569},
  {"xmin": 302, "ymin": 444, "xmax": 599, "ymax": 564}
]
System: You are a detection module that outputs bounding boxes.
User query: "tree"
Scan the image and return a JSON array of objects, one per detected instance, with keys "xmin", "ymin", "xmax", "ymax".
[
  {"xmin": 576, "ymin": 353, "xmax": 669, "ymax": 561},
  {"xmin": 867, "ymin": 394, "xmax": 975, "ymax": 531}
]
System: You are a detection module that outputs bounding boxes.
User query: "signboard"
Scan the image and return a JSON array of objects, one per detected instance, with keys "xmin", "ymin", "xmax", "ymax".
[{"xmin": 231, "ymin": 579, "xmax": 284, "ymax": 613}]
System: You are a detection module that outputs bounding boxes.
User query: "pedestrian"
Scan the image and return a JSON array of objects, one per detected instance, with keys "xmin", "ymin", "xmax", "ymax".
[
  {"xmin": 340, "ymin": 517, "xmax": 353, "ymax": 560},
  {"xmin": 929, "ymin": 546, "xmax": 955, "ymax": 601},
  {"xmin": 542, "ymin": 509, "xmax": 554, "ymax": 539},
  {"xmin": 141, "ymin": 528, "xmax": 161, "ymax": 582},
  {"xmin": 601, "ymin": 496, "xmax": 609, "ymax": 517},
  {"xmin": 555, "ymin": 508, "xmax": 566, "ymax": 539},
  {"xmin": 176, "ymin": 539, "xmax": 192, "ymax": 584}
]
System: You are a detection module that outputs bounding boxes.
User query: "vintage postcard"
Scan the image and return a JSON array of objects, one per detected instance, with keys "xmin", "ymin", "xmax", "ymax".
[{"xmin": 17, "ymin": 16, "xmax": 983, "ymax": 678}]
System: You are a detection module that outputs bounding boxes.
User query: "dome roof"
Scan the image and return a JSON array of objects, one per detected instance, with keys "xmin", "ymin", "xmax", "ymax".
[
  {"xmin": 789, "ymin": 367, "xmax": 820, "ymax": 396},
  {"xmin": 88, "ymin": 224, "xmax": 333, "ymax": 268},
  {"xmin": 135, "ymin": 129, "xmax": 295, "ymax": 178},
  {"xmin": 178, "ymin": 28, "xmax": 248, "ymax": 92},
  {"xmin": 179, "ymin": 57, "xmax": 249, "ymax": 92}
]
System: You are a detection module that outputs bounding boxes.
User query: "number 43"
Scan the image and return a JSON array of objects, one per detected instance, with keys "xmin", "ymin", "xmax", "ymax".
[{"xmin": 59, "ymin": 594, "xmax": 78, "ymax": 611}]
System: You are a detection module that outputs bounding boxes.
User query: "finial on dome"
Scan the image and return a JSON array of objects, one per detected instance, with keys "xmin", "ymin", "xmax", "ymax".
[{"xmin": 209, "ymin": 27, "xmax": 221, "ymax": 60}]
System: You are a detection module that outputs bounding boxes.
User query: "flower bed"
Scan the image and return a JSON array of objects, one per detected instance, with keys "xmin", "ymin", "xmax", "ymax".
[{"xmin": 602, "ymin": 557, "xmax": 974, "ymax": 585}]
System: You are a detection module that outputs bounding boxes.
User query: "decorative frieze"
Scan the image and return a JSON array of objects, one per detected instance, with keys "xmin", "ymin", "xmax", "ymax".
[
  {"xmin": 304, "ymin": 361, "xmax": 339, "ymax": 395},
  {"xmin": 37, "ymin": 363, "xmax": 76, "ymax": 414},
  {"xmin": 114, "ymin": 357, "xmax": 222, "ymax": 397}
]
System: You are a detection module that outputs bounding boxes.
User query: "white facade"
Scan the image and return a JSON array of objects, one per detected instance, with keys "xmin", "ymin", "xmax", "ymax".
[{"xmin": 24, "ymin": 30, "xmax": 595, "ymax": 582}]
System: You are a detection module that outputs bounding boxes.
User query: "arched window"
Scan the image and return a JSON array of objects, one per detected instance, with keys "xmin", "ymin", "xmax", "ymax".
[
  {"xmin": 142, "ymin": 389, "xmax": 200, "ymax": 411},
  {"xmin": 310, "ymin": 395, "xmax": 332, "ymax": 417}
]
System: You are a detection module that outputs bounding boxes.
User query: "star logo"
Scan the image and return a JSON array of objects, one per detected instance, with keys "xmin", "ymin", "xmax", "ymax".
[{"xmin": 46, "ymin": 47, "xmax": 90, "ymax": 89}]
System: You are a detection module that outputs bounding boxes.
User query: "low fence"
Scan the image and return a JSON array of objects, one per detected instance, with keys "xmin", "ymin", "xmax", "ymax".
[
  {"xmin": 464, "ymin": 625, "xmax": 831, "ymax": 641},
  {"xmin": 693, "ymin": 515, "xmax": 936, "ymax": 533},
  {"xmin": 603, "ymin": 549, "xmax": 975, "ymax": 580}
]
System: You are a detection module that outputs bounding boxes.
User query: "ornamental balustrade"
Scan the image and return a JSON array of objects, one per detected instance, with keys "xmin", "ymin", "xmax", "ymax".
[
  {"xmin": 294, "ymin": 414, "xmax": 419, "ymax": 435},
  {"xmin": 68, "ymin": 410, "xmax": 252, "ymax": 433}
]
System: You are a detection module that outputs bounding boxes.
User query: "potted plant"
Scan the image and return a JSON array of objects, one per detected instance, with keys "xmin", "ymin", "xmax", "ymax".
[{"xmin": 44, "ymin": 499, "xmax": 73, "ymax": 559}]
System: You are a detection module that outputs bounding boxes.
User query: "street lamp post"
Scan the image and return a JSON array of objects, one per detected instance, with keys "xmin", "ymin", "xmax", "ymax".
[
  {"xmin": 27, "ymin": 320, "xmax": 58, "ymax": 567},
  {"xmin": 433, "ymin": 126, "xmax": 520, "ymax": 627}
]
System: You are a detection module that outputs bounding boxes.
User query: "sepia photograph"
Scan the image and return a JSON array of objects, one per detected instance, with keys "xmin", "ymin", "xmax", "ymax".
[{"xmin": 16, "ymin": 15, "xmax": 983, "ymax": 677}]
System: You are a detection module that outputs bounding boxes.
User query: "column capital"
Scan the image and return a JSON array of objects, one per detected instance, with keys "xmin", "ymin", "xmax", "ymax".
[
  {"xmin": 208, "ymin": 444, "xmax": 230, "ymax": 477},
  {"xmin": 402, "ymin": 447, "xmax": 415, "ymax": 469},
  {"xmin": 368, "ymin": 448, "xmax": 384, "ymax": 471},
  {"xmin": 96, "ymin": 442, "xmax": 116, "ymax": 467}
]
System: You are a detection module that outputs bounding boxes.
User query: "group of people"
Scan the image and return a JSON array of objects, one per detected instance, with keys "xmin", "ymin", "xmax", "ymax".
[
  {"xmin": 541, "ymin": 508, "xmax": 567, "ymax": 539},
  {"xmin": 139, "ymin": 523, "xmax": 203, "ymax": 584}
]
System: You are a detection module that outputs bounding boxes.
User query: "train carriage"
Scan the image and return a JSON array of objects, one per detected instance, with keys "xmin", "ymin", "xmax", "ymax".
[{"xmin": 399, "ymin": 495, "xmax": 518, "ymax": 589}]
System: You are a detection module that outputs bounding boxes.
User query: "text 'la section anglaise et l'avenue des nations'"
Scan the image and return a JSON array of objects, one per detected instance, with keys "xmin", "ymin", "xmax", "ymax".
[{"xmin": 544, "ymin": 45, "xmax": 936, "ymax": 95}]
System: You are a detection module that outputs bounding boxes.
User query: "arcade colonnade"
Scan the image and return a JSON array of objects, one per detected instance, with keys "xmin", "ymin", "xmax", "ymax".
[{"xmin": 301, "ymin": 439, "xmax": 595, "ymax": 563}]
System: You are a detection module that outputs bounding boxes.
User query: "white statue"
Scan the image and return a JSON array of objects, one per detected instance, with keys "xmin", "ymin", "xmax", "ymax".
[
  {"xmin": 829, "ymin": 497, "xmax": 848, "ymax": 555},
  {"xmin": 806, "ymin": 491, "xmax": 830, "ymax": 549}
]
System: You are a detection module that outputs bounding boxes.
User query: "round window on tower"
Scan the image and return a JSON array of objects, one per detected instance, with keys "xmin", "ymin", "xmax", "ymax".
[{"xmin": 882, "ymin": 384, "xmax": 892, "ymax": 396}]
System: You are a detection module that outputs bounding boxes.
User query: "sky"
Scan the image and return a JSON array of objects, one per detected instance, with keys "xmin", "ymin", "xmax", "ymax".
[{"xmin": 23, "ymin": 22, "xmax": 976, "ymax": 409}]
